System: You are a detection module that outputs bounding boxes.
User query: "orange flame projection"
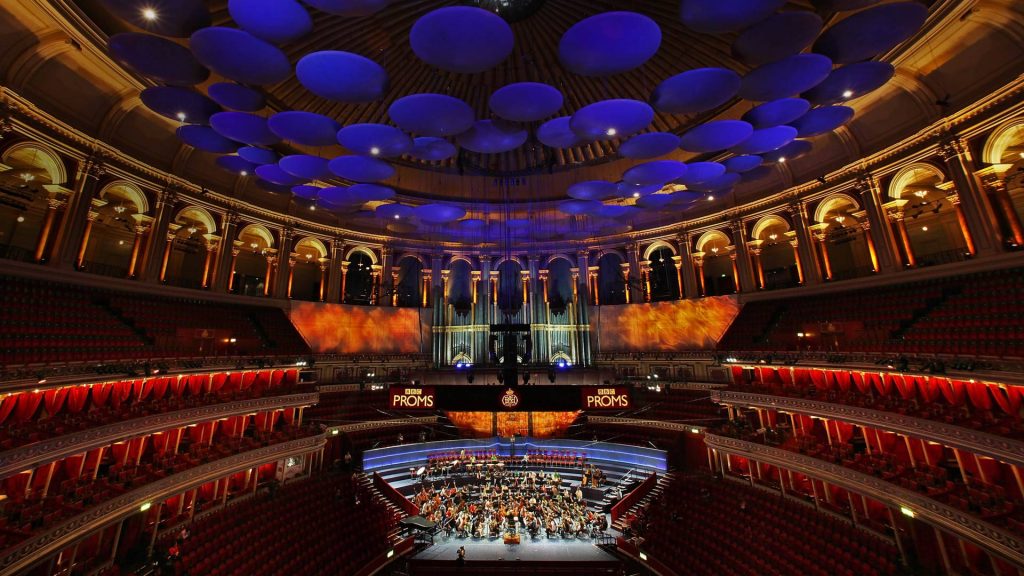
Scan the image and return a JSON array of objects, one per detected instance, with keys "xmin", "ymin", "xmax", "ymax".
[
  {"xmin": 593, "ymin": 295, "xmax": 740, "ymax": 351},
  {"xmin": 446, "ymin": 411, "xmax": 581, "ymax": 438},
  {"xmin": 289, "ymin": 302, "xmax": 427, "ymax": 354}
]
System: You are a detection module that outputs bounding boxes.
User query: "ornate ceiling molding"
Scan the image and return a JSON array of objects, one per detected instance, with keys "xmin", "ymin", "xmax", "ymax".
[
  {"xmin": 0, "ymin": 392, "xmax": 318, "ymax": 480},
  {"xmin": 704, "ymin": 432, "xmax": 1024, "ymax": 569},
  {"xmin": 712, "ymin": 390, "xmax": 1024, "ymax": 468},
  {"xmin": 0, "ymin": 434, "xmax": 325, "ymax": 576}
]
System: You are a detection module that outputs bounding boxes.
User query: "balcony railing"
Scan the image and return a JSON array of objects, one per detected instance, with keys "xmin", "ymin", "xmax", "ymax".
[
  {"xmin": 711, "ymin": 389, "xmax": 1024, "ymax": 468},
  {"xmin": 0, "ymin": 392, "xmax": 318, "ymax": 480},
  {"xmin": 703, "ymin": 432, "xmax": 1024, "ymax": 569},
  {"xmin": 0, "ymin": 433, "xmax": 326, "ymax": 576}
]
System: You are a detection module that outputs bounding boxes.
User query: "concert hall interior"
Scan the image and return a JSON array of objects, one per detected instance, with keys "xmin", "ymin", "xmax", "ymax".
[{"xmin": 1, "ymin": 0, "xmax": 1024, "ymax": 575}]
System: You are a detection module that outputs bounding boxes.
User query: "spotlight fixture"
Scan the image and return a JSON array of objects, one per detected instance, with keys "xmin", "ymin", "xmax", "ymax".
[
  {"xmin": 922, "ymin": 226, "xmax": 928, "ymax": 231},
  {"xmin": 141, "ymin": 7, "xmax": 157, "ymax": 21},
  {"xmin": 370, "ymin": 146, "xmax": 381, "ymax": 156},
  {"xmin": 834, "ymin": 216, "xmax": 846, "ymax": 225},
  {"xmin": 778, "ymin": 156, "xmax": 786, "ymax": 163},
  {"xmin": 309, "ymin": 205, "xmax": 316, "ymax": 211},
  {"xmin": 707, "ymin": 195, "xmax": 715, "ymax": 201},
  {"xmin": 176, "ymin": 111, "xmax": 186, "ymax": 122},
  {"xmin": 605, "ymin": 127, "xmax": 617, "ymax": 137},
  {"xmin": 394, "ymin": 214, "xmax": 400, "ymax": 219},
  {"xmin": 768, "ymin": 233, "xmax": 778, "ymax": 241},
  {"xmin": 842, "ymin": 90, "xmax": 854, "ymax": 98},
  {"xmin": 18, "ymin": 173, "xmax": 34, "ymax": 182},
  {"xmin": 632, "ymin": 192, "xmax": 640, "ymax": 198},
  {"xmin": 16, "ymin": 215, "xmax": 25, "ymax": 223},
  {"xmin": 240, "ymin": 170, "xmax": 248, "ymax": 176}
]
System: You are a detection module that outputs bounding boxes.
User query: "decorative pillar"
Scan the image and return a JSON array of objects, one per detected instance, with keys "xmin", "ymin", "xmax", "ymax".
[
  {"xmin": 855, "ymin": 175, "xmax": 902, "ymax": 272},
  {"xmin": 813, "ymin": 230, "xmax": 833, "ymax": 280},
  {"xmin": 370, "ymin": 266, "xmax": 382, "ymax": 305},
  {"xmin": 390, "ymin": 271, "xmax": 398, "ymax": 306},
  {"xmin": 693, "ymin": 253, "xmax": 706, "ymax": 296},
  {"xmin": 570, "ymin": 269, "xmax": 580, "ymax": 302},
  {"xmin": 422, "ymin": 272, "xmax": 432, "ymax": 308},
  {"xmin": 380, "ymin": 246, "xmax": 394, "ymax": 306},
  {"xmin": 588, "ymin": 266, "xmax": 599, "ymax": 306},
  {"xmin": 212, "ymin": 212, "xmax": 239, "ymax": 292},
  {"xmin": 977, "ymin": 164, "xmax": 1024, "ymax": 248},
  {"xmin": 678, "ymin": 234, "xmax": 698, "ymax": 299},
  {"xmin": 944, "ymin": 191, "xmax": 976, "ymax": 256},
  {"xmin": 200, "ymin": 236, "xmax": 219, "ymax": 288},
  {"xmin": 729, "ymin": 220, "xmax": 757, "ymax": 292},
  {"xmin": 728, "ymin": 252, "xmax": 741, "ymax": 292},
  {"xmin": 52, "ymin": 158, "xmax": 104, "ymax": 268},
  {"xmin": 140, "ymin": 188, "xmax": 177, "ymax": 282},
  {"xmin": 264, "ymin": 254, "xmax": 276, "ymax": 296},
  {"xmin": 340, "ymin": 261, "xmax": 350, "ymax": 304},
  {"xmin": 286, "ymin": 255, "xmax": 297, "ymax": 298},
  {"xmin": 227, "ymin": 245, "xmax": 241, "ymax": 292},
  {"xmin": 788, "ymin": 238, "xmax": 804, "ymax": 284},
  {"xmin": 159, "ymin": 223, "xmax": 180, "ymax": 283},
  {"xmin": 887, "ymin": 208, "xmax": 916, "ymax": 268},
  {"xmin": 640, "ymin": 261, "xmax": 652, "ymax": 302},
  {"xmin": 939, "ymin": 137, "xmax": 1003, "ymax": 254},
  {"xmin": 473, "ymin": 270, "xmax": 482, "ymax": 304},
  {"xmin": 786, "ymin": 203, "xmax": 823, "ymax": 284},
  {"xmin": 76, "ymin": 210, "xmax": 100, "ymax": 269},
  {"xmin": 35, "ymin": 196, "xmax": 66, "ymax": 262},
  {"xmin": 860, "ymin": 222, "xmax": 880, "ymax": 272},
  {"xmin": 620, "ymin": 262, "xmax": 631, "ymax": 303},
  {"xmin": 671, "ymin": 256, "xmax": 684, "ymax": 299},
  {"xmin": 624, "ymin": 243, "xmax": 642, "ymax": 304},
  {"xmin": 749, "ymin": 245, "xmax": 765, "ymax": 289},
  {"xmin": 127, "ymin": 222, "xmax": 151, "ymax": 278},
  {"xmin": 327, "ymin": 240, "xmax": 345, "ymax": 303},
  {"xmin": 273, "ymin": 229, "xmax": 294, "ymax": 298}
]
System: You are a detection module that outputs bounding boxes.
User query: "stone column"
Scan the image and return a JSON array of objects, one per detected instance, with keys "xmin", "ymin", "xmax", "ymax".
[
  {"xmin": 678, "ymin": 234, "xmax": 698, "ymax": 299},
  {"xmin": 944, "ymin": 192, "xmax": 976, "ymax": 256},
  {"xmin": 939, "ymin": 137, "xmax": 1002, "ymax": 254},
  {"xmin": 327, "ymin": 240, "xmax": 345, "ymax": 303},
  {"xmin": 978, "ymin": 164, "xmax": 1024, "ymax": 248},
  {"xmin": 340, "ymin": 261, "xmax": 350, "ymax": 304},
  {"xmin": 273, "ymin": 229, "xmax": 294, "ymax": 298},
  {"xmin": 370, "ymin": 266, "xmax": 381, "ymax": 305},
  {"xmin": 786, "ymin": 203, "xmax": 823, "ymax": 284},
  {"xmin": 860, "ymin": 222, "xmax": 880, "ymax": 273},
  {"xmin": 640, "ymin": 261, "xmax": 652, "ymax": 302},
  {"xmin": 624, "ymin": 243, "xmax": 642, "ymax": 304},
  {"xmin": 212, "ymin": 212, "xmax": 239, "ymax": 292},
  {"xmin": 141, "ymin": 188, "xmax": 177, "ymax": 282},
  {"xmin": 812, "ymin": 229, "xmax": 833, "ymax": 280},
  {"xmin": 390, "ymin": 271, "xmax": 398, "ymax": 306},
  {"xmin": 76, "ymin": 210, "xmax": 101, "ymax": 270},
  {"xmin": 380, "ymin": 246, "xmax": 394, "ymax": 306},
  {"xmin": 693, "ymin": 253, "xmax": 706, "ymax": 296},
  {"xmin": 52, "ymin": 158, "xmax": 103, "ymax": 268},
  {"xmin": 888, "ymin": 208, "xmax": 916, "ymax": 268},
  {"xmin": 35, "ymin": 196, "xmax": 66, "ymax": 262},
  {"xmin": 286, "ymin": 255, "xmax": 298, "ymax": 298},
  {"xmin": 787, "ymin": 237, "xmax": 804, "ymax": 284},
  {"xmin": 729, "ymin": 220, "xmax": 757, "ymax": 292},
  {"xmin": 620, "ymin": 262, "xmax": 632, "ymax": 303},
  {"xmin": 855, "ymin": 175, "xmax": 902, "ymax": 273},
  {"xmin": 127, "ymin": 220, "xmax": 152, "ymax": 279},
  {"xmin": 264, "ymin": 254, "xmax": 277, "ymax": 297},
  {"xmin": 159, "ymin": 224, "xmax": 181, "ymax": 283},
  {"xmin": 588, "ymin": 266, "xmax": 599, "ymax": 306},
  {"xmin": 729, "ymin": 252, "xmax": 741, "ymax": 292},
  {"xmin": 749, "ymin": 244, "xmax": 765, "ymax": 289},
  {"xmin": 200, "ymin": 235, "xmax": 221, "ymax": 289},
  {"xmin": 227, "ymin": 244, "xmax": 241, "ymax": 293},
  {"xmin": 671, "ymin": 256, "xmax": 684, "ymax": 299}
]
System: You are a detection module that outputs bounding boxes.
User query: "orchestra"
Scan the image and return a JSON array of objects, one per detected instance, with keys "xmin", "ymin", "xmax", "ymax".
[{"xmin": 411, "ymin": 466, "xmax": 609, "ymax": 541}]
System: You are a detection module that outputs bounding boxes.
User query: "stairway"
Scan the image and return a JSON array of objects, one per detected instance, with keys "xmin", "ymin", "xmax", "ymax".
[
  {"xmin": 610, "ymin": 472, "xmax": 675, "ymax": 533},
  {"xmin": 755, "ymin": 304, "xmax": 787, "ymax": 346},
  {"xmin": 93, "ymin": 296, "xmax": 155, "ymax": 346},
  {"xmin": 891, "ymin": 284, "xmax": 963, "ymax": 339},
  {"xmin": 246, "ymin": 313, "xmax": 276, "ymax": 349}
]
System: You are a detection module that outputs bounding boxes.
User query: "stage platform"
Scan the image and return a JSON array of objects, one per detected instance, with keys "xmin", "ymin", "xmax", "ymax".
[{"xmin": 408, "ymin": 534, "xmax": 622, "ymax": 576}]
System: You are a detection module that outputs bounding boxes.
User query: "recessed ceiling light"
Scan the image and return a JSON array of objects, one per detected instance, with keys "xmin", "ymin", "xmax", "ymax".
[
  {"xmin": 778, "ymin": 156, "xmax": 786, "ymax": 163},
  {"xmin": 632, "ymin": 192, "xmax": 640, "ymax": 198},
  {"xmin": 176, "ymin": 111, "xmax": 186, "ymax": 122},
  {"xmin": 394, "ymin": 214, "xmax": 400, "ymax": 219},
  {"xmin": 370, "ymin": 146, "xmax": 381, "ymax": 156},
  {"xmin": 309, "ymin": 205, "xmax": 316, "ymax": 211},
  {"xmin": 707, "ymin": 195, "xmax": 715, "ymax": 201},
  {"xmin": 921, "ymin": 226, "xmax": 928, "ymax": 231},
  {"xmin": 842, "ymin": 90, "xmax": 854, "ymax": 98},
  {"xmin": 141, "ymin": 7, "xmax": 157, "ymax": 21},
  {"xmin": 16, "ymin": 215, "xmax": 25, "ymax": 223},
  {"xmin": 240, "ymin": 170, "xmax": 248, "ymax": 176},
  {"xmin": 605, "ymin": 127, "xmax": 617, "ymax": 136}
]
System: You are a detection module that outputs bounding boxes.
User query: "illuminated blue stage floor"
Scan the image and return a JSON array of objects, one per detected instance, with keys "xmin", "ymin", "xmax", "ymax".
[{"xmin": 411, "ymin": 533, "xmax": 619, "ymax": 563}]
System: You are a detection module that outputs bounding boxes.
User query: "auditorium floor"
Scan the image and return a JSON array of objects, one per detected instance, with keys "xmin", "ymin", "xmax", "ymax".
[{"xmin": 411, "ymin": 532, "xmax": 620, "ymax": 562}]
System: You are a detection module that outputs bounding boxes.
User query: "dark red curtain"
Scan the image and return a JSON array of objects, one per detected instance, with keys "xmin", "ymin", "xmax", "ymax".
[
  {"xmin": 935, "ymin": 378, "xmax": 966, "ymax": 406},
  {"xmin": 893, "ymin": 375, "xmax": 916, "ymax": 400},
  {"xmin": 0, "ymin": 394, "xmax": 17, "ymax": 425},
  {"xmin": 67, "ymin": 386, "xmax": 90, "ymax": 413},
  {"xmin": 43, "ymin": 388, "xmax": 68, "ymax": 416},
  {"xmin": 14, "ymin": 391, "xmax": 44, "ymax": 423},
  {"xmin": 92, "ymin": 383, "xmax": 113, "ymax": 408},
  {"xmin": 990, "ymin": 385, "xmax": 1022, "ymax": 416},
  {"xmin": 151, "ymin": 377, "xmax": 170, "ymax": 400},
  {"xmin": 284, "ymin": 369, "xmax": 298, "ymax": 386},
  {"xmin": 964, "ymin": 380, "xmax": 993, "ymax": 411},
  {"xmin": 833, "ymin": 371, "xmax": 851, "ymax": 392},
  {"xmin": 852, "ymin": 372, "xmax": 871, "ymax": 394}
]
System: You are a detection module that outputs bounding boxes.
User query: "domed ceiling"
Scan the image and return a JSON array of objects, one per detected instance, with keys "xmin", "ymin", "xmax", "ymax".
[{"xmin": 63, "ymin": 0, "xmax": 948, "ymax": 242}]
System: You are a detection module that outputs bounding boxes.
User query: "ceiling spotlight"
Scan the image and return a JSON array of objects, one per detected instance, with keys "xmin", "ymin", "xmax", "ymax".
[
  {"xmin": 707, "ymin": 195, "xmax": 714, "ymax": 201},
  {"xmin": 632, "ymin": 192, "xmax": 640, "ymax": 198},
  {"xmin": 141, "ymin": 7, "xmax": 157, "ymax": 21},
  {"xmin": 175, "ymin": 111, "xmax": 186, "ymax": 122},
  {"xmin": 605, "ymin": 127, "xmax": 617, "ymax": 137},
  {"xmin": 394, "ymin": 214, "xmax": 400, "ymax": 219},
  {"xmin": 118, "ymin": 240, "xmax": 125, "ymax": 246},
  {"xmin": 240, "ymin": 170, "xmax": 248, "ymax": 176},
  {"xmin": 16, "ymin": 215, "xmax": 25, "ymax": 223},
  {"xmin": 309, "ymin": 205, "xmax": 316, "ymax": 211},
  {"xmin": 922, "ymin": 226, "xmax": 928, "ymax": 231},
  {"xmin": 19, "ymin": 173, "xmax": 34, "ymax": 182},
  {"xmin": 778, "ymin": 156, "xmax": 786, "ymax": 163},
  {"xmin": 842, "ymin": 90, "xmax": 854, "ymax": 98},
  {"xmin": 369, "ymin": 146, "xmax": 381, "ymax": 156}
]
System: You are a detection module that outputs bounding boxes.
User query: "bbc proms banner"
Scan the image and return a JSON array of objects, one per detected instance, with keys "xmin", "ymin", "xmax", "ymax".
[
  {"xmin": 592, "ymin": 295, "xmax": 740, "ymax": 352},
  {"xmin": 388, "ymin": 385, "xmax": 631, "ymax": 411},
  {"xmin": 289, "ymin": 301, "xmax": 431, "ymax": 354}
]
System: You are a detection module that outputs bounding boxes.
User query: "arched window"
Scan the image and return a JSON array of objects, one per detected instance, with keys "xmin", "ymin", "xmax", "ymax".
[
  {"xmin": 597, "ymin": 253, "xmax": 626, "ymax": 305},
  {"xmin": 648, "ymin": 247, "xmax": 679, "ymax": 302},
  {"xmin": 395, "ymin": 257, "xmax": 423, "ymax": 307},
  {"xmin": 345, "ymin": 251, "xmax": 374, "ymax": 305}
]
